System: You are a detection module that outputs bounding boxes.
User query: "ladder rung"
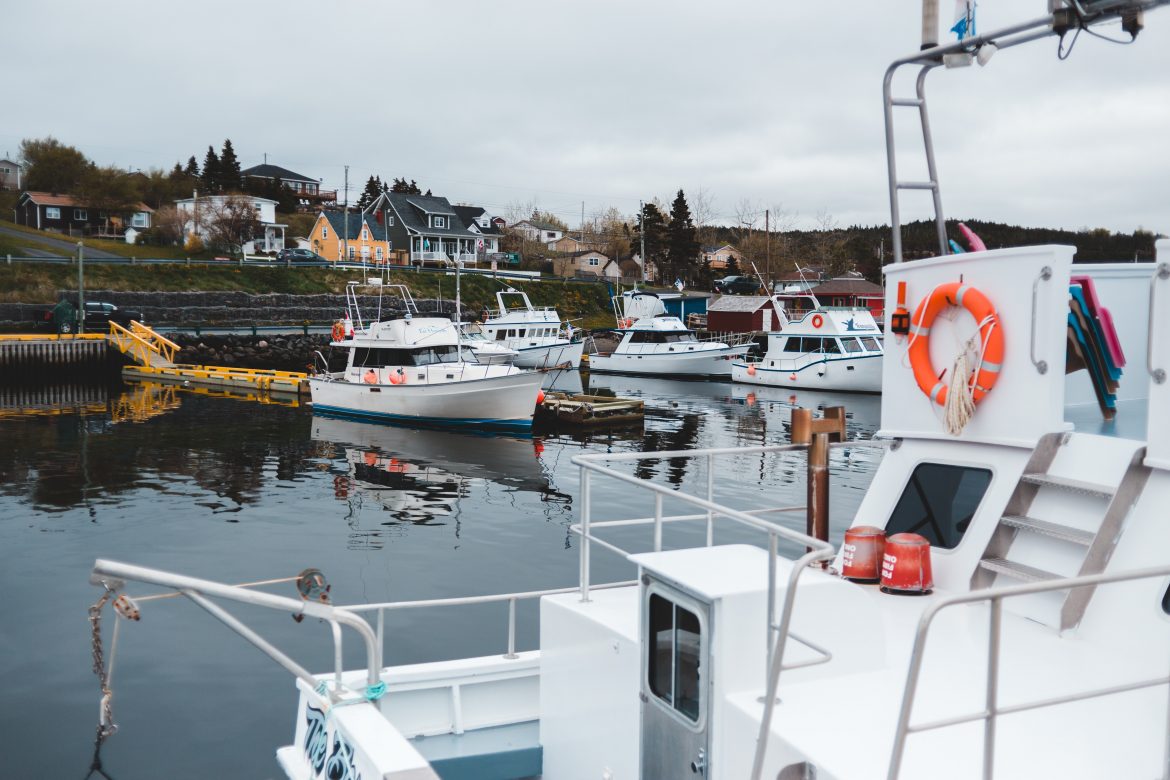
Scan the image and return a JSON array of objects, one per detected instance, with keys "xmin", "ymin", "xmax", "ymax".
[
  {"xmin": 1020, "ymin": 473, "xmax": 1115, "ymax": 499},
  {"xmin": 896, "ymin": 181, "xmax": 938, "ymax": 191},
  {"xmin": 979, "ymin": 557, "xmax": 1061, "ymax": 583},
  {"xmin": 999, "ymin": 515, "xmax": 1095, "ymax": 546},
  {"xmin": 891, "ymin": 98, "xmax": 924, "ymax": 107}
]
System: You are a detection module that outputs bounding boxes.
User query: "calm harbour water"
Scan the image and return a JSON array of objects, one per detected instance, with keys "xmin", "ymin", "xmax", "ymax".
[{"xmin": 0, "ymin": 374, "xmax": 883, "ymax": 779}]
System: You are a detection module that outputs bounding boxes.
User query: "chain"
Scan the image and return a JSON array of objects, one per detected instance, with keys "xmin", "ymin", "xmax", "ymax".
[{"xmin": 88, "ymin": 583, "xmax": 118, "ymax": 742}]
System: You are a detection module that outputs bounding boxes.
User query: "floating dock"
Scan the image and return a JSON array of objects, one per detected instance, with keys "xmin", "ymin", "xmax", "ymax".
[
  {"xmin": 536, "ymin": 392, "xmax": 644, "ymax": 427},
  {"xmin": 121, "ymin": 364, "xmax": 309, "ymax": 397}
]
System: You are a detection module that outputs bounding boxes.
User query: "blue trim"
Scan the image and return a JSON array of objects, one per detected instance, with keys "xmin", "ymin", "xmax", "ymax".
[
  {"xmin": 735, "ymin": 352, "xmax": 882, "ymax": 374},
  {"xmin": 313, "ymin": 405, "xmax": 533, "ymax": 432}
]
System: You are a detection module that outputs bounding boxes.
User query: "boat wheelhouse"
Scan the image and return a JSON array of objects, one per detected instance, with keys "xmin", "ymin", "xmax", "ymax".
[
  {"xmin": 588, "ymin": 314, "xmax": 752, "ymax": 378},
  {"xmin": 309, "ymin": 282, "xmax": 543, "ymax": 430},
  {"xmin": 733, "ymin": 307, "xmax": 884, "ymax": 392},
  {"xmin": 480, "ymin": 289, "xmax": 585, "ymax": 369}
]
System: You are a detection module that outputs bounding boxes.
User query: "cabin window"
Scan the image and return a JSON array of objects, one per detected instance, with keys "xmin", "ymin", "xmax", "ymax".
[
  {"xmin": 74, "ymin": 209, "xmax": 87, "ymax": 221},
  {"xmin": 885, "ymin": 463, "xmax": 993, "ymax": 549},
  {"xmin": 496, "ymin": 331, "xmax": 506, "ymax": 341},
  {"xmin": 45, "ymin": 207, "xmax": 61, "ymax": 220},
  {"xmin": 1162, "ymin": 583, "xmax": 1170, "ymax": 616},
  {"xmin": 352, "ymin": 346, "xmax": 459, "ymax": 367},
  {"xmin": 648, "ymin": 593, "xmax": 702, "ymax": 723},
  {"xmin": 841, "ymin": 338, "xmax": 863, "ymax": 354},
  {"xmin": 861, "ymin": 336, "xmax": 882, "ymax": 352},
  {"xmin": 823, "ymin": 339, "xmax": 842, "ymax": 354},
  {"xmin": 783, "ymin": 337, "xmax": 805, "ymax": 353},
  {"xmin": 507, "ymin": 329, "xmax": 517, "ymax": 338}
]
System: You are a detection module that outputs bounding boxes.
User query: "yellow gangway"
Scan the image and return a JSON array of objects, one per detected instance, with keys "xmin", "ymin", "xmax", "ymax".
[{"xmin": 107, "ymin": 320, "xmax": 180, "ymax": 368}]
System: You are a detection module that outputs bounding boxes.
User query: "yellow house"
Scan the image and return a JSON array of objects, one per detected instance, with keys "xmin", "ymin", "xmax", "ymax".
[{"xmin": 307, "ymin": 210, "xmax": 395, "ymax": 263}]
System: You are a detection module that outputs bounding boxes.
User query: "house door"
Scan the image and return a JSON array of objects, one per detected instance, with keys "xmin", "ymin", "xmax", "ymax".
[{"xmin": 641, "ymin": 581, "xmax": 711, "ymax": 778}]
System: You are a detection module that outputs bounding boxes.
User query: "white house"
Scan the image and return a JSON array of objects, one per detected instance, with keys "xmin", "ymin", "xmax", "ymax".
[
  {"xmin": 174, "ymin": 194, "xmax": 286, "ymax": 254},
  {"xmin": 0, "ymin": 158, "xmax": 22, "ymax": 191},
  {"xmin": 511, "ymin": 219, "xmax": 564, "ymax": 245},
  {"xmin": 453, "ymin": 205, "xmax": 503, "ymax": 256}
]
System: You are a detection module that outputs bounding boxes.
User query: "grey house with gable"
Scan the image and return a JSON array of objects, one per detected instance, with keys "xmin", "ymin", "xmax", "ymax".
[{"xmin": 364, "ymin": 192, "xmax": 482, "ymax": 266}]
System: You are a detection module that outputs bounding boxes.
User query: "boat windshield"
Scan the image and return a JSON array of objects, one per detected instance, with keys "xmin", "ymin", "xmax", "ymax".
[
  {"xmin": 352, "ymin": 346, "xmax": 461, "ymax": 366},
  {"xmin": 628, "ymin": 331, "xmax": 696, "ymax": 344}
]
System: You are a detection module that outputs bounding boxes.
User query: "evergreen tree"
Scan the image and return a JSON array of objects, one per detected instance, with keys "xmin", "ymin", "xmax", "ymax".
[
  {"xmin": 666, "ymin": 189, "xmax": 700, "ymax": 285},
  {"xmin": 184, "ymin": 156, "xmax": 200, "ymax": 178},
  {"xmin": 632, "ymin": 202, "xmax": 668, "ymax": 279},
  {"xmin": 219, "ymin": 139, "xmax": 242, "ymax": 191},
  {"xmin": 170, "ymin": 162, "xmax": 184, "ymax": 179},
  {"xmin": 390, "ymin": 177, "xmax": 422, "ymax": 195},
  {"xmin": 357, "ymin": 175, "xmax": 383, "ymax": 210},
  {"xmin": 201, "ymin": 146, "xmax": 220, "ymax": 193}
]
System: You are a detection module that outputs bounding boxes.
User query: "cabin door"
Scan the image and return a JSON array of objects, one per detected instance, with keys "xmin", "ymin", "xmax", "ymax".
[{"xmin": 641, "ymin": 580, "xmax": 712, "ymax": 777}]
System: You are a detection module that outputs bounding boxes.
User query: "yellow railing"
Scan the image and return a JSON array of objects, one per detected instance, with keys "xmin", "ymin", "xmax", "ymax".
[
  {"xmin": 107, "ymin": 321, "xmax": 180, "ymax": 366},
  {"xmin": 0, "ymin": 333, "xmax": 106, "ymax": 342},
  {"xmin": 129, "ymin": 321, "xmax": 180, "ymax": 364}
]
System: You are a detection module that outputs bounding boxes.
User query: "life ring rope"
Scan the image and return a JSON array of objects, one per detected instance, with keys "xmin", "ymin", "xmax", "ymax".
[{"xmin": 905, "ymin": 281, "xmax": 1004, "ymax": 435}]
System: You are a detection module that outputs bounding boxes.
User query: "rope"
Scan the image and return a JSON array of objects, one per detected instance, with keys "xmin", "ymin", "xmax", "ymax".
[{"xmin": 942, "ymin": 313, "xmax": 996, "ymax": 436}]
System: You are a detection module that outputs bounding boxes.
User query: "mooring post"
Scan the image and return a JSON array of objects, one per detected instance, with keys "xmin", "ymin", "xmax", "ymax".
[
  {"xmin": 77, "ymin": 241, "xmax": 85, "ymax": 336},
  {"xmin": 791, "ymin": 405, "xmax": 846, "ymax": 550}
]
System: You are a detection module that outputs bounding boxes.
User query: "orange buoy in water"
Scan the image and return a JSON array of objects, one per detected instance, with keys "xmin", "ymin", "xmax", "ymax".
[
  {"xmin": 880, "ymin": 533, "xmax": 934, "ymax": 595},
  {"xmin": 841, "ymin": 526, "xmax": 886, "ymax": 583}
]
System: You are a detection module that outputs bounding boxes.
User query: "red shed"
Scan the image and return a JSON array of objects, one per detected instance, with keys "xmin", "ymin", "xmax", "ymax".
[
  {"xmin": 807, "ymin": 278, "xmax": 885, "ymax": 316},
  {"xmin": 705, "ymin": 295, "xmax": 784, "ymax": 333}
]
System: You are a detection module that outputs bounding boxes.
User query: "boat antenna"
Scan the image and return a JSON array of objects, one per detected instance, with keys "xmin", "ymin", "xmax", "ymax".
[{"xmin": 455, "ymin": 256, "xmax": 464, "ymax": 361}]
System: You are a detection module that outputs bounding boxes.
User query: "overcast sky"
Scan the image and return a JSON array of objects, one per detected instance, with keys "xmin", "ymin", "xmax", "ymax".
[{"xmin": 3, "ymin": 1, "xmax": 1167, "ymax": 235}]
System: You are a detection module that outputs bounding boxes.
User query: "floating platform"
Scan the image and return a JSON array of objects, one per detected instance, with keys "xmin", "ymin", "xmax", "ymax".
[
  {"xmin": 122, "ymin": 364, "xmax": 309, "ymax": 397},
  {"xmin": 536, "ymin": 392, "xmax": 644, "ymax": 427}
]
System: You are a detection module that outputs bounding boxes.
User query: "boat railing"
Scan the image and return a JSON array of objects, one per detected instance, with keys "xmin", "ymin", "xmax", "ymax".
[
  {"xmin": 341, "ymin": 580, "xmax": 637, "ymax": 668},
  {"xmin": 886, "ymin": 563, "xmax": 1170, "ymax": 780}
]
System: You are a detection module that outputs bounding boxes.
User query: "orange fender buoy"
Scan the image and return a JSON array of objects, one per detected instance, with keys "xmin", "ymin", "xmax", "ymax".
[
  {"xmin": 363, "ymin": 369, "xmax": 378, "ymax": 384},
  {"xmin": 746, "ymin": 363, "xmax": 757, "ymax": 376},
  {"xmin": 907, "ymin": 282, "xmax": 1004, "ymax": 407},
  {"xmin": 536, "ymin": 389, "xmax": 546, "ymax": 404}
]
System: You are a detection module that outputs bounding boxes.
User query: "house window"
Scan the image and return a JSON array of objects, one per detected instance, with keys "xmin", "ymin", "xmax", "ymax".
[
  {"xmin": 323, "ymin": 226, "xmax": 329, "ymax": 239},
  {"xmin": 885, "ymin": 463, "xmax": 993, "ymax": 549},
  {"xmin": 588, "ymin": 257, "xmax": 599, "ymax": 266},
  {"xmin": 45, "ymin": 207, "xmax": 61, "ymax": 220},
  {"xmin": 74, "ymin": 209, "xmax": 87, "ymax": 221},
  {"xmin": 546, "ymin": 232, "xmax": 556, "ymax": 240},
  {"xmin": 347, "ymin": 246, "xmax": 356, "ymax": 260},
  {"xmin": 132, "ymin": 213, "xmax": 148, "ymax": 228},
  {"xmin": 433, "ymin": 216, "xmax": 446, "ymax": 228},
  {"xmin": 375, "ymin": 247, "xmax": 383, "ymax": 261},
  {"xmin": 361, "ymin": 229, "xmax": 368, "ymax": 241}
]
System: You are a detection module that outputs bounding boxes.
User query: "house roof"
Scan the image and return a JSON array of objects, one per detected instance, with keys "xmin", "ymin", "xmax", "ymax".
[
  {"xmin": 775, "ymin": 267, "xmax": 826, "ymax": 282},
  {"xmin": 568, "ymin": 250, "xmax": 609, "ymax": 259},
  {"xmin": 241, "ymin": 163, "xmax": 318, "ymax": 184},
  {"xmin": 618, "ymin": 259, "xmax": 641, "ymax": 276},
  {"xmin": 321, "ymin": 210, "xmax": 388, "ymax": 242},
  {"xmin": 515, "ymin": 219, "xmax": 562, "ymax": 232},
  {"xmin": 0, "ymin": 158, "xmax": 21, "ymax": 167},
  {"xmin": 702, "ymin": 244, "xmax": 737, "ymax": 253},
  {"xmin": 453, "ymin": 205, "xmax": 502, "ymax": 235},
  {"xmin": 707, "ymin": 295, "xmax": 775, "ymax": 313},
  {"xmin": 809, "ymin": 278, "xmax": 884, "ymax": 296},
  {"xmin": 385, "ymin": 193, "xmax": 478, "ymax": 238},
  {"xmin": 19, "ymin": 190, "xmax": 153, "ymax": 212}
]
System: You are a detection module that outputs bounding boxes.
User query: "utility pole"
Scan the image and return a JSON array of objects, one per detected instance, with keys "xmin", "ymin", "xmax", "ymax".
[
  {"xmin": 77, "ymin": 241, "xmax": 85, "ymax": 335},
  {"xmin": 765, "ymin": 209, "xmax": 771, "ymax": 285},
  {"xmin": 343, "ymin": 165, "xmax": 349, "ymax": 264},
  {"xmin": 579, "ymin": 201, "xmax": 585, "ymax": 243},
  {"xmin": 639, "ymin": 200, "xmax": 646, "ymax": 284}
]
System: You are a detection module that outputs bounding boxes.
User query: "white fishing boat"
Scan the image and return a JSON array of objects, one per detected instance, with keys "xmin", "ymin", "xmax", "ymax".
[
  {"xmin": 85, "ymin": 3, "xmax": 1170, "ymax": 779},
  {"xmin": 480, "ymin": 288, "xmax": 585, "ymax": 369},
  {"xmin": 590, "ymin": 302, "xmax": 752, "ymax": 378},
  {"xmin": 309, "ymin": 282, "xmax": 543, "ymax": 431},
  {"xmin": 733, "ymin": 306, "xmax": 884, "ymax": 393},
  {"xmin": 457, "ymin": 322, "xmax": 520, "ymax": 366}
]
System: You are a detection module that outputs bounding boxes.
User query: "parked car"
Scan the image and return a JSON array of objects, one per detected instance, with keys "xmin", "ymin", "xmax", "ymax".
[
  {"xmin": 38, "ymin": 301, "xmax": 145, "ymax": 333},
  {"xmin": 276, "ymin": 248, "xmax": 326, "ymax": 263},
  {"xmin": 714, "ymin": 275, "xmax": 763, "ymax": 295}
]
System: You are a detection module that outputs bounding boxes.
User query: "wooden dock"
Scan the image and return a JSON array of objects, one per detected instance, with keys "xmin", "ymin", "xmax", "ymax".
[{"xmin": 536, "ymin": 392, "xmax": 644, "ymax": 427}]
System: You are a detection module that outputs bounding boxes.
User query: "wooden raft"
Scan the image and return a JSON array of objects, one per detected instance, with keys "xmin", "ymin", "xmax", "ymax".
[{"xmin": 536, "ymin": 392, "xmax": 644, "ymax": 427}]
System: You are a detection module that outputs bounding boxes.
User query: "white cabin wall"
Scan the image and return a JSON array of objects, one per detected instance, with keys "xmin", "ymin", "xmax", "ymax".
[
  {"xmin": 881, "ymin": 246, "xmax": 1073, "ymax": 447},
  {"xmin": 539, "ymin": 588, "xmax": 640, "ymax": 779},
  {"xmin": 1146, "ymin": 240, "xmax": 1170, "ymax": 469}
]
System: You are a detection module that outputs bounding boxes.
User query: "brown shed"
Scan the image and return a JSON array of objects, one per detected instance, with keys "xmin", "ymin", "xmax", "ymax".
[{"xmin": 706, "ymin": 295, "xmax": 784, "ymax": 333}]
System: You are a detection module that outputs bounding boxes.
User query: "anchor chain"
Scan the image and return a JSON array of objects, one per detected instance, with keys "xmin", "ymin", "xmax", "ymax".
[{"xmin": 88, "ymin": 583, "xmax": 118, "ymax": 742}]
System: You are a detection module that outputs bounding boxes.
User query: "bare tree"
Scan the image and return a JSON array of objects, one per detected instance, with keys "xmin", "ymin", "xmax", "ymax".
[
  {"xmin": 151, "ymin": 206, "xmax": 188, "ymax": 245},
  {"xmin": 204, "ymin": 195, "xmax": 261, "ymax": 255},
  {"xmin": 691, "ymin": 187, "xmax": 717, "ymax": 247}
]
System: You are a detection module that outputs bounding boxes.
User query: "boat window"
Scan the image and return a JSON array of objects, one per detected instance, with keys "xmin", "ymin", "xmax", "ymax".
[
  {"xmin": 861, "ymin": 336, "xmax": 882, "ymax": 352},
  {"xmin": 647, "ymin": 593, "xmax": 702, "ymax": 723},
  {"xmin": 1162, "ymin": 583, "xmax": 1170, "ymax": 616},
  {"xmin": 823, "ymin": 339, "xmax": 842, "ymax": 354},
  {"xmin": 783, "ymin": 337, "xmax": 805, "ymax": 353},
  {"xmin": 885, "ymin": 463, "xmax": 993, "ymax": 549},
  {"xmin": 495, "ymin": 331, "xmax": 506, "ymax": 341},
  {"xmin": 629, "ymin": 331, "xmax": 660, "ymax": 344},
  {"xmin": 841, "ymin": 338, "xmax": 862, "ymax": 353},
  {"xmin": 507, "ymin": 329, "xmax": 517, "ymax": 338},
  {"xmin": 410, "ymin": 346, "xmax": 460, "ymax": 365}
]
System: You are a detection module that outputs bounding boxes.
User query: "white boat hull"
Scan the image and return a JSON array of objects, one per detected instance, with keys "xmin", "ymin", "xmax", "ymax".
[
  {"xmin": 309, "ymin": 369, "xmax": 544, "ymax": 430},
  {"xmin": 731, "ymin": 353, "xmax": 883, "ymax": 393},
  {"xmin": 512, "ymin": 340, "xmax": 586, "ymax": 369},
  {"xmin": 589, "ymin": 345, "xmax": 750, "ymax": 377}
]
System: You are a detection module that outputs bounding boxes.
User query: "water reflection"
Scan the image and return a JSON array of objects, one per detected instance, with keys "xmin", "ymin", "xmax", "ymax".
[{"xmin": 311, "ymin": 416, "xmax": 572, "ymax": 547}]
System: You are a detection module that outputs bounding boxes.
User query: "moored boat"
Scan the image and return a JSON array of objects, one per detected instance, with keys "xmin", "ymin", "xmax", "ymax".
[
  {"xmin": 480, "ymin": 288, "xmax": 585, "ymax": 369},
  {"xmin": 589, "ymin": 313, "xmax": 752, "ymax": 378}
]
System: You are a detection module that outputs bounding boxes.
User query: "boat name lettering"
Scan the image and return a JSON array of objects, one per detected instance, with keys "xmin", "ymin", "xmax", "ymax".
[
  {"xmin": 303, "ymin": 704, "xmax": 327, "ymax": 775},
  {"xmin": 326, "ymin": 729, "xmax": 361, "ymax": 780},
  {"xmin": 415, "ymin": 325, "xmax": 446, "ymax": 335}
]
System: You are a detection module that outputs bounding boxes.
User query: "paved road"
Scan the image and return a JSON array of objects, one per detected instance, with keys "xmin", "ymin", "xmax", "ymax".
[{"xmin": 0, "ymin": 225, "xmax": 124, "ymax": 259}]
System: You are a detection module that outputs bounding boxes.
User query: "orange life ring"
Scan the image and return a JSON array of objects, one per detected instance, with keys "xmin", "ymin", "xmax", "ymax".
[
  {"xmin": 811, "ymin": 314, "xmax": 824, "ymax": 328},
  {"xmin": 907, "ymin": 282, "xmax": 1004, "ymax": 407},
  {"xmin": 332, "ymin": 321, "xmax": 345, "ymax": 342}
]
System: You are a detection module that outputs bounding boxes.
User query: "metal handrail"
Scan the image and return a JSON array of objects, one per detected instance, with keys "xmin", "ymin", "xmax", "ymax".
[
  {"xmin": 886, "ymin": 563, "xmax": 1170, "ymax": 780},
  {"xmin": 1148, "ymin": 263, "xmax": 1169, "ymax": 384},
  {"xmin": 571, "ymin": 443, "xmax": 842, "ymax": 780}
]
